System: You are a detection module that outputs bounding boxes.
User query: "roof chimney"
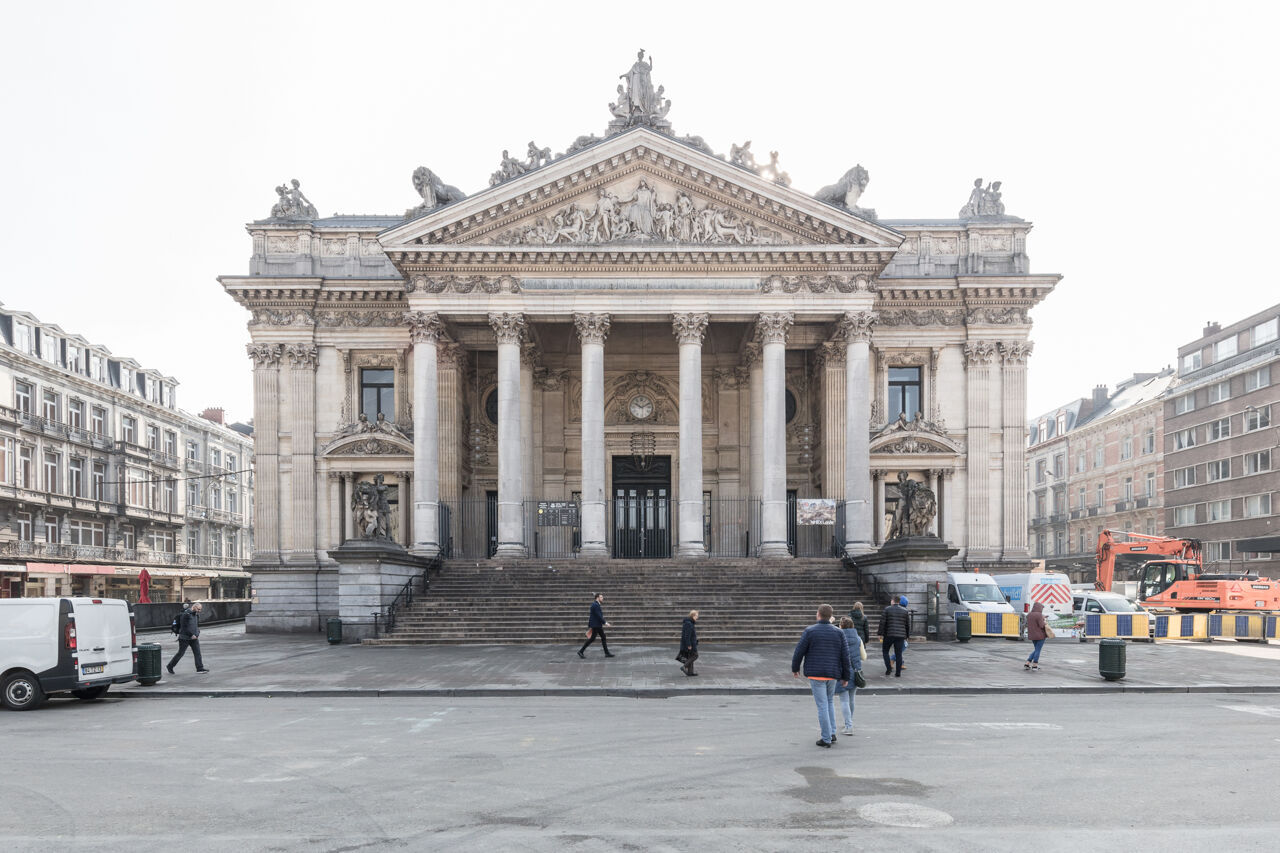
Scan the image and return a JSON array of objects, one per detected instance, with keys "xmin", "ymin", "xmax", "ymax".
[
  {"xmin": 1092, "ymin": 385, "xmax": 1109, "ymax": 409},
  {"xmin": 200, "ymin": 407, "xmax": 225, "ymax": 425},
  {"xmin": 1203, "ymin": 321, "xmax": 1221, "ymax": 337}
]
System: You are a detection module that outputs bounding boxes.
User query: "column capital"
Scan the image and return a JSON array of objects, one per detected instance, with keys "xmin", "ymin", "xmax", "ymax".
[
  {"xmin": 246, "ymin": 343, "xmax": 283, "ymax": 368},
  {"xmin": 815, "ymin": 341, "xmax": 845, "ymax": 370},
  {"xmin": 998, "ymin": 340, "xmax": 1034, "ymax": 365},
  {"xmin": 521, "ymin": 340, "xmax": 540, "ymax": 365},
  {"xmin": 963, "ymin": 340, "xmax": 999, "ymax": 366},
  {"xmin": 740, "ymin": 341, "xmax": 761, "ymax": 369},
  {"xmin": 573, "ymin": 312, "xmax": 611, "ymax": 345},
  {"xmin": 283, "ymin": 343, "xmax": 319, "ymax": 369},
  {"xmin": 438, "ymin": 341, "xmax": 466, "ymax": 370},
  {"xmin": 488, "ymin": 312, "xmax": 526, "ymax": 345},
  {"xmin": 405, "ymin": 311, "xmax": 446, "ymax": 344},
  {"xmin": 836, "ymin": 310, "xmax": 876, "ymax": 344},
  {"xmin": 671, "ymin": 312, "xmax": 710, "ymax": 345},
  {"xmin": 754, "ymin": 312, "xmax": 794, "ymax": 345}
]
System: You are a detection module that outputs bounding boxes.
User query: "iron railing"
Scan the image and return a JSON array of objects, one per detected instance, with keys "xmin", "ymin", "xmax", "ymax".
[{"xmin": 378, "ymin": 555, "xmax": 441, "ymax": 636}]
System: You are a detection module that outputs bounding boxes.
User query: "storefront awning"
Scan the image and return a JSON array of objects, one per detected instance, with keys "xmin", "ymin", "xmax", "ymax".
[{"xmin": 24, "ymin": 562, "xmax": 252, "ymax": 580}]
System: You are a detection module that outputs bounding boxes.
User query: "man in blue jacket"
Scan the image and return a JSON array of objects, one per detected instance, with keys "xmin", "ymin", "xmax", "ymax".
[
  {"xmin": 791, "ymin": 603, "xmax": 851, "ymax": 748},
  {"xmin": 577, "ymin": 592, "xmax": 615, "ymax": 658}
]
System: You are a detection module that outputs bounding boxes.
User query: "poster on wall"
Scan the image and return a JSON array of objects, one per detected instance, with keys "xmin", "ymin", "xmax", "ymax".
[{"xmin": 796, "ymin": 499, "xmax": 837, "ymax": 525}]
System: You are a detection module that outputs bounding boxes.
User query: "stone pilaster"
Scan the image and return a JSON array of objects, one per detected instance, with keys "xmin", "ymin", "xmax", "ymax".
[
  {"xmin": 490, "ymin": 312, "xmax": 527, "ymax": 559},
  {"xmin": 574, "ymin": 312, "xmax": 610, "ymax": 557},
  {"xmin": 963, "ymin": 340, "xmax": 998, "ymax": 560},
  {"xmin": 840, "ymin": 311, "xmax": 876, "ymax": 555},
  {"xmin": 406, "ymin": 310, "xmax": 444, "ymax": 557},
  {"xmin": 756, "ymin": 312, "xmax": 793, "ymax": 558},
  {"xmin": 437, "ymin": 342, "xmax": 465, "ymax": 506},
  {"xmin": 673, "ymin": 312, "xmax": 709, "ymax": 558},
  {"xmin": 247, "ymin": 343, "xmax": 282, "ymax": 563},
  {"xmin": 816, "ymin": 342, "xmax": 845, "ymax": 498},
  {"xmin": 284, "ymin": 343, "xmax": 318, "ymax": 563},
  {"xmin": 326, "ymin": 471, "xmax": 342, "ymax": 553},
  {"xmin": 999, "ymin": 340, "xmax": 1033, "ymax": 559}
]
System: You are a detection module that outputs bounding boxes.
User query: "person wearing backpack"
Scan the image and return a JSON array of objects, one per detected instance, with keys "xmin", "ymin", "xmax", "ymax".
[{"xmin": 166, "ymin": 602, "xmax": 209, "ymax": 674}]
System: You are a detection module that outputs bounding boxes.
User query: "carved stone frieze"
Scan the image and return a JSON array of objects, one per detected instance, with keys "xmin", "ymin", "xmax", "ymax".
[
  {"xmin": 573, "ymin": 312, "xmax": 611, "ymax": 345},
  {"xmin": 998, "ymin": 340, "xmax": 1034, "ymax": 365},
  {"xmin": 406, "ymin": 275, "xmax": 503, "ymax": 295},
  {"xmin": 967, "ymin": 307, "xmax": 1029, "ymax": 325},
  {"xmin": 837, "ymin": 311, "xmax": 876, "ymax": 343},
  {"xmin": 712, "ymin": 368, "xmax": 747, "ymax": 390},
  {"xmin": 315, "ymin": 310, "xmax": 407, "ymax": 328},
  {"xmin": 488, "ymin": 312, "xmax": 526, "ymax": 345},
  {"xmin": 405, "ymin": 311, "xmax": 446, "ymax": 344},
  {"xmin": 246, "ymin": 343, "xmax": 283, "ymax": 368},
  {"xmin": 283, "ymin": 344, "xmax": 319, "ymax": 369},
  {"xmin": 533, "ymin": 367, "xmax": 568, "ymax": 391},
  {"xmin": 875, "ymin": 309, "xmax": 964, "ymax": 327},
  {"xmin": 875, "ymin": 412, "xmax": 947, "ymax": 439},
  {"xmin": 879, "ymin": 436, "xmax": 954, "ymax": 455},
  {"xmin": 325, "ymin": 437, "xmax": 413, "ymax": 457},
  {"xmin": 760, "ymin": 274, "xmax": 875, "ymax": 294},
  {"xmin": 250, "ymin": 309, "xmax": 314, "ymax": 327},
  {"xmin": 755, "ymin": 312, "xmax": 794, "ymax": 345},
  {"xmin": 962, "ymin": 340, "xmax": 998, "ymax": 367},
  {"xmin": 266, "ymin": 235, "xmax": 298, "ymax": 254},
  {"xmin": 671, "ymin": 312, "xmax": 709, "ymax": 345}
]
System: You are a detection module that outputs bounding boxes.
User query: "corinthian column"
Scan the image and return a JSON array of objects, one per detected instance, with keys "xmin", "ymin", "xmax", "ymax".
[
  {"xmin": 817, "ymin": 341, "xmax": 845, "ymax": 498},
  {"xmin": 284, "ymin": 343, "xmax": 318, "ymax": 563},
  {"xmin": 1000, "ymin": 340, "xmax": 1033, "ymax": 559},
  {"xmin": 406, "ymin": 311, "xmax": 444, "ymax": 557},
  {"xmin": 247, "ymin": 343, "xmax": 283, "ymax": 563},
  {"xmin": 964, "ymin": 340, "xmax": 998, "ymax": 560},
  {"xmin": 840, "ymin": 311, "xmax": 876, "ymax": 555},
  {"xmin": 673, "ymin": 313, "xmax": 710, "ymax": 558},
  {"xmin": 490, "ymin": 312, "xmax": 527, "ymax": 559},
  {"xmin": 574, "ymin": 313, "xmax": 610, "ymax": 557},
  {"xmin": 743, "ymin": 343, "xmax": 763, "ymax": 552},
  {"xmin": 756, "ymin": 312, "xmax": 793, "ymax": 558}
]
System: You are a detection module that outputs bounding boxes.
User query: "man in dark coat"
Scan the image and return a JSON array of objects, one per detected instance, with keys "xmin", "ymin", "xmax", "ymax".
[
  {"xmin": 679, "ymin": 609, "xmax": 699, "ymax": 676},
  {"xmin": 879, "ymin": 594, "xmax": 911, "ymax": 677},
  {"xmin": 167, "ymin": 602, "xmax": 209, "ymax": 674},
  {"xmin": 791, "ymin": 603, "xmax": 851, "ymax": 748},
  {"xmin": 577, "ymin": 592, "xmax": 614, "ymax": 658}
]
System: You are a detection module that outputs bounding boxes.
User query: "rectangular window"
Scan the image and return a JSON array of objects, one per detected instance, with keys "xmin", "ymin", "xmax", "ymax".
[
  {"xmin": 14, "ymin": 323, "xmax": 33, "ymax": 354},
  {"xmin": 41, "ymin": 390, "xmax": 59, "ymax": 422},
  {"xmin": 228, "ymin": 490, "xmax": 238, "ymax": 514},
  {"xmin": 1094, "ymin": 446, "xmax": 1104, "ymax": 468},
  {"xmin": 887, "ymin": 366, "xmax": 923, "ymax": 422},
  {"xmin": 1095, "ymin": 483, "xmax": 1105, "ymax": 507},
  {"xmin": 1173, "ymin": 467, "xmax": 1197, "ymax": 488},
  {"xmin": 42, "ymin": 514, "xmax": 59, "ymax": 543},
  {"xmin": 1245, "ymin": 366, "xmax": 1270, "ymax": 392},
  {"xmin": 187, "ymin": 528, "xmax": 199, "ymax": 555},
  {"xmin": 226, "ymin": 453, "xmax": 237, "ymax": 479},
  {"xmin": 1243, "ymin": 494, "xmax": 1272, "ymax": 518},
  {"xmin": 91, "ymin": 461, "xmax": 105, "ymax": 500},
  {"xmin": 1215, "ymin": 337, "xmax": 1238, "ymax": 362},
  {"xmin": 1180, "ymin": 351, "xmax": 1202, "ymax": 373},
  {"xmin": 0, "ymin": 437, "xmax": 11, "ymax": 485},
  {"xmin": 146, "ymin": 425, "xmax": 160, "ymax": 450},
  {"xmin": 1208, "ymin": 499, "xmax": 1232, "ymax": 521},
  {"xmin": 188, "ymin": 482, "xmax": 200, "ymax": 507},
  {"xmin": 1142, "ymin": 429, "xmax": 1155, "ymax": 454},
  {"xmin": 125, "ymin": 469, "xmax": 146, "ymax": 507},
  {"xmin": 1207, "ymin": 541, "xmax": 1231, "ymax": 562},
  {"xmin": 89, "ymin": 354, "xmax": 105, "ymax": 381},
  {"xmin": 15, "ymin": 511, "xmax": 32, "ymax": 541},
  {"xmin": 68, "ymin": 520, "xmax": 105, "ymax": 547},
  {"xmin": 1146, "ymin": 518, "xmax": 1157, "ymax": 536},
  {"xmin": 90, "ymin": 406, "xmax": 106, "ymax": 436},
  {"xmin": 164, "ymin": 431, "xmax": 177, "ymax": 456},
  {"xmin": 15, "ymin": 381, "xmax": 32, "ymax": 414},
  {"xmin": 1208, "ymin": 417, "xmax": 1231, "ymax": 441},
  {"xmin": 1173, "ymin": 505, "xmax": 1196, "ymax": 526},
  {"xmin": 43, "ymin": 451, "xmax": 60, "ymax": 493},
  {"xmin": 1122, "ymin": 477, "xmax": 1133, "ymax": 502},
  {"xmin": 361, "ymin": 368, "xmax": 396, "ymax": 422},
  {"xmin": 1254, "ymin": 317, "xmax": 1279, "ymax": 346},
  {"xmin": 162, "ymin": 480, "xmax": 174, "ymax": 513},
  {"xmin": 1053, "ymin": 454, "xmax": 1065, "ymax": 479},
  {"xmin": 1207, "ymin": 380, "xmax": 1231, "ymax": 404},
  {"xmin": 1174, "ymin": 428, "xmax": 1197, "ymax": 450},
  {"xmin": 210, "ymin": 447, "xmax": 222, "ymax": 469},
  {"xmin": 66, "ymin": 344, "xmax": 82, "ymax": 373},
  {"xmin": 18, "ymin": 446, "xmax": 33, "ymax": 489},
  {"xmin": 1121, "ymin": 437, "xmax": 1133, "ymax": 460},
  {"xmin": 1146, "ymin": 472, "xmax": 1155, "ymax": 497},
  {"xmin": 119, "ymin": 525, "xmax": 135, "ymax": 550},
  {"xmin": 187, "ymin": 441, "xmax": 199, "ymax": 461},
  {"xmin": 147, "ymin": 529, "xmax": 175, "ymax": 553},
  {"xmin": 1174, "ymin": 394, "xmax": 1195, "ymax": 415},
  {"xmin": 1034, "ymin": 459, "xmax": 1047, "ymax": 484},
  {"xmin": 121, "ymin": 416, "xmax": 137, "ymax": 445},
  {"xmin": 211, "ymin": 486, "xmax": 223, "ymax": 510},
  {"xmin": 68, "ymin": 457, "xmax": 84, "ymax": 497},
  {"xmin": 1207, "ymin": 459, "xmax": 1231, "ymax": 482},
  {"xmin": 1244, "ymin": 450, "xmax": 1271, "ymax": 475},
  {"xmin": 1075, "ymin": 453, "xmax": 1086, "ymax": 473},
  {"xmin": 40, "ymin": 333, "xmax": 58, "ymax": 364},
  {"xmin": 1076, "ymin": 487, "xmax": 1086, "ymax": 509},
  {"xmin": 1245, "ymin": 405, "xmax": 1271, "ymax": 432},
  {"xmin": 68, "ymin": 399, "xmax": 84, "ymax": 430}
]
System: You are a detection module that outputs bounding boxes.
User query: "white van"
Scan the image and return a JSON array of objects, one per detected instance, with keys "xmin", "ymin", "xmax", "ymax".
[
  {"xmin": 0, "ymin": 597, "xmax": 137, "ymax": 711},
  {"xmin": 943, "ymin": 571, "xmax": 1017, "ymax": 623},
  {"xmin": 995, "ymin": 572, "xmax": 1074, "ymax": 633}
]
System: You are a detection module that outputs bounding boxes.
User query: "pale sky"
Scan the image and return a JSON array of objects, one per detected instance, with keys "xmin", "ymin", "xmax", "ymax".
[{"xmin": 2, "ymin": 1, "xmax": 1277, "ymax": 423}]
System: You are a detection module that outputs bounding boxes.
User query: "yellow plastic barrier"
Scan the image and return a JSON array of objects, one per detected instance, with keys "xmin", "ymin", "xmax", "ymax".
[
  {"xmin": 1082, "ymin": 612, "xmax": 1151, "ymax": 640},
  {"xmin": 964, "ymin": 611, "xmax": 1021, "ymax": 638},
  {"xmin": 1153, "ymin": 613, "xmax": 1209, "ymax": 640},
  {"xmin": 1208, "ymin": 613, "xmax": 1266, "ymax": 640}
]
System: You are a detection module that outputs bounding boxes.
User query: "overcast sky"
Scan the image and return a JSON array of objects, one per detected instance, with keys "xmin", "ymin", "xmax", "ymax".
[{"xmin": 2, "ymin": 1, "xmax": 1276, "ymax": 423}]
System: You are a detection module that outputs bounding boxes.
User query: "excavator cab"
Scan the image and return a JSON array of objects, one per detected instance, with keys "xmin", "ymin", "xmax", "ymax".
[{"xmin": 1139, "ymin": 560, "xmax": 1195, "ymax": 601}]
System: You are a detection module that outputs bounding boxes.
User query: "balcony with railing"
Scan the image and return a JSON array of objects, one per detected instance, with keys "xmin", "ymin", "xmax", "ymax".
[{"xmin": 185, "ymin": 456, "xmax": 204, "ymax": 474}]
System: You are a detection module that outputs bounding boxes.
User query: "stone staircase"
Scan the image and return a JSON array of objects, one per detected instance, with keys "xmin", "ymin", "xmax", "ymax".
[{"xmin": 364, "ymin": 557, "xmax": 878, "ymax": 645}]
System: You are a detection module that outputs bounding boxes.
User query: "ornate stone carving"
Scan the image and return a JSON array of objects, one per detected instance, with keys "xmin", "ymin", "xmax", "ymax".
[
  {"xmin": 761, "ymin": 151, "xmax": 790, "ymax": 187},
  {"xmin": 607, "ymin": 369, "xmax": 677, "ymax": 425},
  {"xmin": 491, "ymin": 181, "xmax": 788, "ymax": 246},
  {"xmin": 813, "ymin": 165, "xmax": 876, "ymax": 218},
  {"xmin": 573, "ymin": 312, "xmax": 611, "ymax": 345},
  {"xmin": 962, "ymin": 340, "xmax": 998, "ymax": 366},
  {"xmin": 488, "ymin": 312, "xmax": 526, "ymax": 345},
  {"xmin": 881, "ymin": 437, "xmax": 954, "ymax": 455},
  {"xmin": 607, "ymin": 49, "xmax": 672, "ymax": 135},
  {"xmin": 967, "ymin": 307, "xmax": 1029, "ymax": 325},
  {"xmin": 404, "ymin": 167, "xmax": 467, "ymax": 219},
  {"xmin": 740, "ymin": 342, "xmax": 761, "ymax": 369},
  {"xmin": 331, "ymin": 412, "xmax": 411, "ymax": 442},
  {"xmin": 875, "ymin": 309, "xmax": 964, "ymax": 327},
  {"xmin": 759, "ymin": 274, "xmax": 874, "ymax": 294},
  {"xmin": 932, "ymin": 237, "xmax": 959, "ymax": 254},
  {"xmin": 815, "ymin": 341, "xmax": 844, "ymax": 371},
  {"xmin": 406, "ymin": 275, "xmax": 502, "ymax": 294},
  {"xmin": 315, "ymin": 310, "xmax": 407, "ymax": 328},
  {"xmin": 283, "ymin": 343, "xmax": 319, "ymax": 369},
  {"xmin": 671, "ymin": 313, "xmax": 709, "ymax": 345},
  {"xmin": 268, "ymin": 179, "xmax": 317, "ymax": 220},
  {"xmin": 250, "ymin": 309, "xmax": 314, "ymax": 327},
  {"xmin": 246, "ymin": 343, "xmax": 283, "ymax": 368},
  {"xmin": 876, "ymin": 411, "xmax": 947, "ymax": 438},
  {"xmin": 266, "ymin": 235, "xmax": 298, "ymax": 253},
  {"xmin": 837, "ymin": 311, "xmax": 876, "ymax": 343},
  {"xmin": 712, "ymin": 368, "xmax": 746, "ymax": 390},
  {"xmin": 998, "ymin": 340, "xmax": 1034, "ymax": 365},
  {"xmin": 533, "ymin": 367, "xmax": 568, "ymax": 391},
  {"xmin": 327, "ymin": 437, "xmax": 411, "ymax": 457},
  {"xmin": 563, "ymin": 134, "xmax": 603, "ymax": 156},
  {"xmin": 404, "ymin": 311, "xmax": 446, "ymax": 344},
  {"xmin": 351, "ymin": 474, "xmax": 392, "ymax": 540},
  {"xmin": 438, "ymin": 342, "xmax": 466, "ymax": 371},
  {"xmin": 755, "ymin": 312, "xmax": 794, "ymax": 345},
  {"xmin": 729, "ymin": 141, "xmax": 759, "ymax": 172},
  {"xmin": 887, "ymin": 471, "xmax": 937, "ymax": 539},
  {"xmin": 959, "ymin": 178, "xmax": 1006, "ymax": 218},
  {"xmin": 489, "ymin": 149, "xmax": 529, "ymax": 187}
]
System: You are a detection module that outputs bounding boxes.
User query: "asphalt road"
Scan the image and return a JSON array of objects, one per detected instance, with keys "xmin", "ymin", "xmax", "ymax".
[{"xmin": 4, "ymin": 692, "xmax": 1280, "ymax": 852}]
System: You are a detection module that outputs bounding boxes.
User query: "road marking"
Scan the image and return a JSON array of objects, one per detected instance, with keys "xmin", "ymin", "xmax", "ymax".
[
  {"xmin": 917, "ymin": 722, "xmax": 1062, "ymax": 731},
  {"xmin": 1220, "ymin": 704, "xmax": 1280, "ymax": 718},
  {"xmin": 858, "ymin": 802, "xmax": 953, "ymax": 828}
]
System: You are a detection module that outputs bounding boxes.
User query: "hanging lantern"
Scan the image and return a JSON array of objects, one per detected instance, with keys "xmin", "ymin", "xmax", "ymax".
[{"xmin": 630, "ymin": 431, "xmax": 656, "ymax": 472}]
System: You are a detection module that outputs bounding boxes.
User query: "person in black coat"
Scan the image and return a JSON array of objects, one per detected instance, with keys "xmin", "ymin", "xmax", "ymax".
[
  {"xmin": 678, "ymin": 610, "xmax": 699, "ymax": 676},
  {"xmin": 577, "ymin": 592, "xmax": 614, "ymax": 658},
  {"xmin": 166, "ymin": 602, "xmax": 209, "ymax": 674},
  {"xmin": 879, "ymin": 595, "xmax": 911, "ymax": 677}
]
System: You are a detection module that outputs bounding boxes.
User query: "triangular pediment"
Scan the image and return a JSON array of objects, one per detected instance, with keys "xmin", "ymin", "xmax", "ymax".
[{"xmin": 379, "ymin": 128, "xmax": 902, "ymax": 252}]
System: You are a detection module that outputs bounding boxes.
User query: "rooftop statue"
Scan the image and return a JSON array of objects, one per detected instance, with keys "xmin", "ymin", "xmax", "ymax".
[
  {"xmin": 405, "ymin": 166, "xmax": 467, "ymax": 219},
  {"xmin": 729, "ymin": 141, "xmax": 758, "ymax": 172},
  {"xmin": 269, "ymin": 178, "xmax": 318, "ymax": 220},
  {"xmin": 958, "ymin": 178, "xmax": 1006, "ymax": 218},
  {"xmin": 607, "ymin": 49, "xmax": 672, "ymax": 135},
  {"xmin": 763, "ymin": 151, "xmax": 791, "ymax": 187}
]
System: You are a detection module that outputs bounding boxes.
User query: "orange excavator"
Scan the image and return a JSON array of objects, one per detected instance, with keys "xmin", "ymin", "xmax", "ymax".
[{"xmin": 1096, "ymin": 529, "xmax": 1280, "ymax": 612}]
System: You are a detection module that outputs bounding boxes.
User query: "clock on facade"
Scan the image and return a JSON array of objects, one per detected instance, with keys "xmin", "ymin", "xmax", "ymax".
[{"xmin": 628, "ymin": 394, "xmax": 654, "ymax": 420}]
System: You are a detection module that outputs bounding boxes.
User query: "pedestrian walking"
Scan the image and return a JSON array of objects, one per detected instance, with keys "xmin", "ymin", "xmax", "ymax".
[
  {"xmin": 677, "ymin": 609, "xmax": 699, "ymax": 676},
  {"xmin": 791, "ymin": 603, "xmax": 852, "ymax": 748},
  {"xmin": 879, "ymin": 594, "xmax": 910, "ymax": 677},
  {"xmin": 847, "ymin": 601, "xmax": 870, "ymax": 645},
  {"xmin": 577, "ymin": 592, "xmax": 615, "ymax": 658},
  {"xmin": 834, "ymin": 616, "xmax": 865, "ymax": 735},
  {"xmin": 887, "ymin": 595, "xmax": 910, "ymax": 670},
  {"xmin": 1024, "ymin": 601, "xmax": 1048, "ymax": 671},
  {"xmin": 166, "ymin": 602, "xmax": 209, "ymax": 674}
]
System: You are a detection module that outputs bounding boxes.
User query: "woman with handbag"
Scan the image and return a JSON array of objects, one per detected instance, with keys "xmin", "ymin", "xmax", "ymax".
[
  {"xmin": 835, "ymin": 616, "xmax": 866, "ymax": 735},
  {"xmin": 678, "ymin": 609, "xmax": 699, "ymax": 676},
  {"xmin": 1024, "ymin": 601, "xmax": 1049, "ymax": 671}
]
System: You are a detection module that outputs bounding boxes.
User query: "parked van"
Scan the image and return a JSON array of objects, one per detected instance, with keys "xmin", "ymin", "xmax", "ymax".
[
  {"xmin": 995, "ymin": 572, "xmax": 1074, "ymax": 633},
  {"xmin": 942, "ymin": 571, "xmax": 1017, "ymax": 625},
  {"xmin": 0, "ymin": 597, "xmax": 136, "ymax": 711}
]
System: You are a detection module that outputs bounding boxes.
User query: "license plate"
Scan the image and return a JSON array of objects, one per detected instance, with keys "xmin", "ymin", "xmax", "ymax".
[{"xmin": 82, "ymin": 663, "xmax": 105, "ymax": 675}]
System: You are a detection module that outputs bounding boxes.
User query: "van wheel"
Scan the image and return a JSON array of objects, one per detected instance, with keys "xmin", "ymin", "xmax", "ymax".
[
  {"xmin": 2, "ymin": 671, "xmax": 46, "ymax": 711},
  {"xmin": 72, "ymin": 686, "xmax": 110, "ymax": 701}
]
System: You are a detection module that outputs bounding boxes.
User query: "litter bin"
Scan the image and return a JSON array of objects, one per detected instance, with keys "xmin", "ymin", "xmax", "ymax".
[
  {"xmin": 1099, "ymin": 637, "xmax": 1126, "ymax": 681},
  {"xmin": 136, "ymin": 643, "xmax": 163, "ymax": 685},
  {"xmin": 326, "ymin": 617, "xmax": 343, "ymax": 645},
  {"xmin": 955, "ymin": 611, "xmax": 972, "ymax": 643}
]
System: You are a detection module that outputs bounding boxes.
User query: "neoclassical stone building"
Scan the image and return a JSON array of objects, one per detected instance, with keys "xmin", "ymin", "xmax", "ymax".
[{"xmin": 222, "ymin": 54, "xmax": 1059, "ymax": 631}]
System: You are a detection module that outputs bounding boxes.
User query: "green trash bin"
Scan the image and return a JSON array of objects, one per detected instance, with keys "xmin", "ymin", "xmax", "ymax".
[
  {"xmin": 955, "ymin": 611, "xmax": 972, "ymax": 643},
  {"xmin": 327, "ymin": 617, "xmax": 343, "ymax": 645},
  {"xmin": 136, "ymin": 643, "xmax": 163, "ymax": 686},
  {"xmin": 1099, "ymin": 637, "xmax": 1126, "ymax": 681}
]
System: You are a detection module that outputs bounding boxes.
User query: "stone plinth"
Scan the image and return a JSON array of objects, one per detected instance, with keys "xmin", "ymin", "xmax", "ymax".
[
  {"xmin": 328, "ymin": 539, "xmax": 433, "ymax": 642},
  {"xmin": 851, "ymin": 535, "xmax": 959, "ymax": 640}
]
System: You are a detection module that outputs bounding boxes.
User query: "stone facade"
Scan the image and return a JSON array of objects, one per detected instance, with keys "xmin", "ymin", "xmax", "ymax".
[{"xmin": 221, "ymin": 57, "xmax": 1059, "ymax": 632}]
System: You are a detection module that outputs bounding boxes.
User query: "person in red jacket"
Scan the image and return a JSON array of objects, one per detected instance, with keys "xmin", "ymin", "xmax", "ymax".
[{"xmin": 1024, "ymin": 601, "xmax": 1048, "ymax": 671}]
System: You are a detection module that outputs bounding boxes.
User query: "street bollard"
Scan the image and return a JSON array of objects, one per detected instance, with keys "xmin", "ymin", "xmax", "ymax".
[
  {"xmin": 136, "ymin": 643, "xmax": 163, "ymax": 685},
  {"xmin": 955, "ymin": 611, "xmax": 972, "ymax": 643},
  {"xmin": 1099, "ymin": 637, "xmax": 1126, "ymax": 681},
  {"xmin": 326, "ymin": 617, "xmax": 343, "ymax": 645}
]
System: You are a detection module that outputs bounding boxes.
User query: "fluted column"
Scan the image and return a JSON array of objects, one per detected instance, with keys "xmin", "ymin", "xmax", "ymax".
[
  {"xmin": 744, "ymin": 344, "xmax": 763, "ymax": 553},
  {"xmin": 574, "ymin": 313, "xmax": 610, "ymax": 557},
  {"xmin": 964, "ymin": 341, "xmax": 998, "ymax": 560},
  {"xmin": 999, "ymin": 341, "xmax": 1033, "ymax": 558},
  {"xmin": 872, "ymin": 469, "xmax": 886, "ymax": 545},
  {"xmin": 927, "ymin": 469, "xmax": 941, "ymax": 536},
  {"xmin": 326, "ymin": 471, "xmax": 341, "ymax": 551},
  {"xmin": 817, "ymin": 342, "xmax": 845, "ymax": 497},
  {"xmin": 247, "ymin": 344, "xmax": 283, "ymax": 563},
  {"xmin": 406, "ymin": 311, "xmax": 444, "ymax": 557},
  {"xmin": 841, "ymin": 311, "xmax": 876, "ymax": 555},
  {"xmin": 673, "ymin": 313, "xmax": 709, "ymax": 558},
  {"xmin": 437, "ymin": 342, "xmax": 465, "ymax": 507},
  {"xmin": 284, "ymin": 343, "xmax": 318, "ymax": 563},
  {"xmin": 490, "ymin": 312, "xmax": 527, "ymax": 559},
  {"xmin": 757, "ymin": 312, "xmax": 793, "ymax": 558},
  {"xmin": 521, "ymin": 341, "xmax": 537, "ymax": 500},
  {"xmin": 397, "ymin": 472, "xmax": 412, "ymax": 547},
  {"xmin": 342, "ymin": 473, "xmax": 355, "ymax": 541}
]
